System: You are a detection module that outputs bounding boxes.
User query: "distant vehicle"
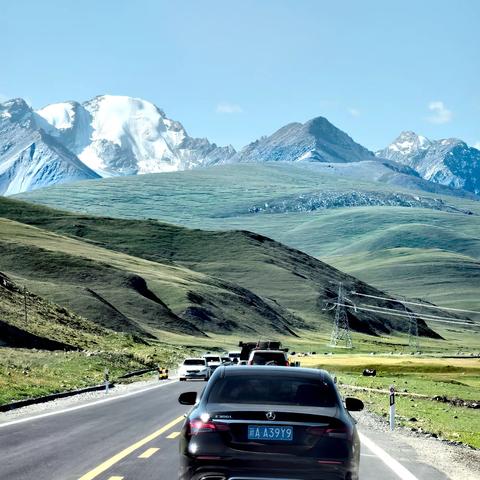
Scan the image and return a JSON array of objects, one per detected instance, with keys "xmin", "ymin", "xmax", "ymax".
[
  {"xmin": 227, "ymin": 351, "xmax": 241, "ymax": 363},
  {"xmin": 178, "ymin": 366, "xmax": 364, "ymax": 480},
  {"xmin": 248, "ymin": 349, "xmax": 289, "ymax": 366},
  {"xmin": 220, "ymin": 356, "xmax": 232, "ymax": 365},
  {"xmin": 238, "ymin": 340, "xmax": 288, "ymax": 362},
  {"xmin": 203, "ymin": 354, "xmax": 222, "ymax": 372},
  {"xmin": 178, "ymin": 358, "xmax": 210, "ymax": 382}
]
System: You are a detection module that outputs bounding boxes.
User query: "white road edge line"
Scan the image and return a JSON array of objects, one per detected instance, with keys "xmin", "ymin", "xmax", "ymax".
[
  {"xmin": 0, "ymin": 379, "xmax": 178, "ymax": 429},
  {"xmin": 359, "ymin": 432, "xmax": 419, "ymax": 480}
]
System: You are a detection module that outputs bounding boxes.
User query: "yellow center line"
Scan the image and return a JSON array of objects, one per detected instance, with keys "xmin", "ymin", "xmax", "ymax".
[
  {"xmin": 166, "ymin": 431, "xmax": 181, "ymax": 439},
  {"xmin": 78, "ymin": 415, "xmax": 184, "ymax": 480},
  {"xmin": 138, "ymin": 447, "xmax": 160, "ymax": 459}
]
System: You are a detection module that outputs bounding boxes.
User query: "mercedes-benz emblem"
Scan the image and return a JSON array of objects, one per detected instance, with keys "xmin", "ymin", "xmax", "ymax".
[{"xmin": 265, "ymin": 411, "xmax": 276, "ymax": 420}]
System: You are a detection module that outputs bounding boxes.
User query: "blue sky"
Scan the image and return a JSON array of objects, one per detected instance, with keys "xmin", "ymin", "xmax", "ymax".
[{"xmin": 1, "ymin": 0, "xmax": 479, "ymax": 150}]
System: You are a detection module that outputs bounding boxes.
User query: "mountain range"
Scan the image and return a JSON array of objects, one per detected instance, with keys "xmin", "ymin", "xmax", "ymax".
[
  {"xmin": 377, "ymin": 131, "xmax": 480, "ymax": 195},
  {"xmin": 1, "ymin": 95, "xmax": 479, "ymax": 196}
]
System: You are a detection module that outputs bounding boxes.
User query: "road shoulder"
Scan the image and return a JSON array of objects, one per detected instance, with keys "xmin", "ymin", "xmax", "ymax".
[{"xmin": 355, "ymin": 410, "xmax": 480, "ymax": 480}]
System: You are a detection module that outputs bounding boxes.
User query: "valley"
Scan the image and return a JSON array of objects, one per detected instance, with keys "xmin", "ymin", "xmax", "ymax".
[{"xmin": 16, "ymin": 163, "xmax": 480, "ymax": 317}]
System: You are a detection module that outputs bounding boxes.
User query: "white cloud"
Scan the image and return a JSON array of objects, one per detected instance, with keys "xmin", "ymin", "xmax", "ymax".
[
  {"xmin": 216, "ymin": 102, "xmax": 243, "ymax": 114},
  {"xmin": 474, "ymin": 141, "xmax": 480, "ymax": 150},
  {"xmin": 426, "ymin": 101, "xmax": 452, "ymax": 124},
  {"xmin": 348, "ymin": 107, "xmax": 360, "ymax": 117}
]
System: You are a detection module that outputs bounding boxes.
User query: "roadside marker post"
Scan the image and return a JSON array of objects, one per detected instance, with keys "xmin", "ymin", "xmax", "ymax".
[
  {"xmin": 389, "ymin": 385, "xmax": 395, "ymax": 431},
  {"xmin": 104, "ymin": 368, "xmax": 110, "ymax": 394}
]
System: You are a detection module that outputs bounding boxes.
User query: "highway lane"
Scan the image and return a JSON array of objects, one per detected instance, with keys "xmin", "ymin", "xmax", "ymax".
[{"xmin": 0, "ymin": 379, "xmax": 450, "ymax": 480}]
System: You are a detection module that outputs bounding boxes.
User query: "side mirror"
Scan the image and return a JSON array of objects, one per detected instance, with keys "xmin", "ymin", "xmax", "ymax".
[
  {"xmin": 345, "ymin": 397, "xmax": 364, "ymax": 412},
  {"xmin": 178, "ymin": 391, "xmax": 197, "ymax": 405}
]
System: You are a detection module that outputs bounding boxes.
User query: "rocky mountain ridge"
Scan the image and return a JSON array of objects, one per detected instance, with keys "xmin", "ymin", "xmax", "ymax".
[{"xmin": 377, "ymin": 131, "xmax": 480, "ymax": 195}]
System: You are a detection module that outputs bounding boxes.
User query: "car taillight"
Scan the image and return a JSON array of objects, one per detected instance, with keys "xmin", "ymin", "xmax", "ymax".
[
  {"xmin": 285, "ymin": 361, "xmax": 290, "ymax": 366},
  {"xmin": 307, "ymin": 426, "xmax": 351, "ymax": 440},
  {"xmin": 188, "ymin": 419, "xmax": 230, "ymax": 435}
]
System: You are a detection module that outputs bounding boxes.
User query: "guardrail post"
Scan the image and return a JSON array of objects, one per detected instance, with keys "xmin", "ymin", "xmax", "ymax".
[
  {"xmin": 104, "ymin": 368, "xmax": 110, "ymax": 394},
  {"xmin": 389, "ymin": 385, "xmax": 395, "ymax": 431}
]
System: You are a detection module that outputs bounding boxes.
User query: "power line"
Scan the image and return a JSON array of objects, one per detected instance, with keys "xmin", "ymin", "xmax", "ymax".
[
  {"xmin": 351, "ymin": 292, "xmax": 480, "ymax": 316},
  {"xmin": 332, "ymin": 303, "xmax": 478, "ymax": 327},
  {"xmin": 362, "ymin": 304, "xmax": 478, "ymax": 323}
]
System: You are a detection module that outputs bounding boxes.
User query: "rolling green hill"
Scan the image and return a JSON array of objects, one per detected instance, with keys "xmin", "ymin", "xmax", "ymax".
[
  {"xmin": 0, "ymin": 196, "xmax": 440, "ymax": 340},
  {"xmin": 15, "ymin": 163, "xmax": 480, "ymax": 318}
]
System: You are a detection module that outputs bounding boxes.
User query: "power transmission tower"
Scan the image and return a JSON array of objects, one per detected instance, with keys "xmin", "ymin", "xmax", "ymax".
[
  {"xmin": 403, "ymin": 300, "xmax": 419, "ymax": 352},
  {"xmin": 330, "ymin": 282, "xmax": 353, "ymax": 348}
]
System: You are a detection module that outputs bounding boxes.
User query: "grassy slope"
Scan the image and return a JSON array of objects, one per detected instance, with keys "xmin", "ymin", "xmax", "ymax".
[
  {"xmin": 0, "ymin": 216, "xmax": 310, "ymax": 339},
  {"xmin": 0, "ymin": 272, "xmax": 134, "ymax": 350},
  {"xmin": 0, "ymin": 273, "xmax": 189, "ymax": 404},
  {"xmin": 16, "ymin": 164, "xmax": 480, "ymax": 318},
  {"xmin": 0, "ymin": 196, "xmax": 443, "ymax": 339}
]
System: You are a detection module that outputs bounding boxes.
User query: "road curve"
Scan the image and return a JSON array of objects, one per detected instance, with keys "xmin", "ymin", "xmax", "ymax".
[{"xmin": 0, "ymin": 380, "xmax": 449, "ymax": 480}]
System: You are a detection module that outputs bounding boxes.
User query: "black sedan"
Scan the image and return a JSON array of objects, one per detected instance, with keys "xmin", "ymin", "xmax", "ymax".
[{"xmin": 178, "ymin": 365, "xmax": 364, "ymax": 480}]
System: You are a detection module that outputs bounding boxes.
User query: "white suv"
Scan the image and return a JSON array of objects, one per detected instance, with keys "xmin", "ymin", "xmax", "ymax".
[
  {"xmin": 178, "ymin": 358, "xmax": 210, "ymax": 381},
  {"xmin": 248, "ymin": 349, "xmax": 289, "ymax": 366},
  {"xmin": 203, "ymin": 354, "xmax": 222, "ymax": 373}
]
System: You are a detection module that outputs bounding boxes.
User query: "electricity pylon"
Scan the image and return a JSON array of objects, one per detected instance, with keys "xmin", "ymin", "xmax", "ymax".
[
  {"xmin": 403, "ymin": 299, "xmax": 420, "ymax": 352},
  {"xmin": 330, "ymin": 282, "xmax": 353, "ymax": 348}
]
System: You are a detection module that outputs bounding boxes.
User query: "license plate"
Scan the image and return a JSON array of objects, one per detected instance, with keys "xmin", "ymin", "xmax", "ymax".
[{"xmin": 247, "ymin": 425, "xmax": 293, "ymax": 441}]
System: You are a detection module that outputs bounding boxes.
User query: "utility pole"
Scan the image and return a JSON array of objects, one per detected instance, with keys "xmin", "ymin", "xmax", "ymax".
[
  {"xmin": 407, "ymin": 311, "xmax": 419, "ymax": 352},
  {"xmin": 24, "ymin": 285, "xmax": 27, "ymax": 323},
  {"xmin": 330, "ymin": 282, "xmax": 353, "ymax": 348},
  {"xmin": 403, "ymin": 299, "xmax": 419, "ymax": 352}
]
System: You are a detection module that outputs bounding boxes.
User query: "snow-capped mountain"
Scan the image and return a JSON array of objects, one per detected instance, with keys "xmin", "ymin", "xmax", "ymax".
[
  {"xmin": 0, "ymin": 99, "xmax": 99, "ymax": 195},
  {"xmin": 377, "ymin": 131, "xmax": 480, "ymax": 194},
  {"xmin": 227, "ymin": 116, "xmax": 376, "ymax": 164},
  {"xmin": 1, "ymin": 95, "xmax": 479, "ymax": 198},
  {"xmin": 36, "ymin": 95, "xmax": 236, "ymax": 177}
]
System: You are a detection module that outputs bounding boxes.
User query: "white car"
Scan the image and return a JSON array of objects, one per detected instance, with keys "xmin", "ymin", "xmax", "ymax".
[
  {"xmin": 227, "ymin": 351, "xmax": 241, "ymax": 364},
  {"xmin": 247, "ymin": 349, "xmax": 289, "ymax": 366},
  {"xmin": 203, "ymin": 354, "xmax": 222, "ymax": 372},
  {"xmin": 178, "ymin": 358, "xmax": 210, "ymax": 381}
]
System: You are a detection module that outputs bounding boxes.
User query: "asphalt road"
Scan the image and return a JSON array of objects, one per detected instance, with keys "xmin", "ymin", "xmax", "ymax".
[{"xmin": 0, "ymin": 380, "xmax": 450, "ymax": 480}]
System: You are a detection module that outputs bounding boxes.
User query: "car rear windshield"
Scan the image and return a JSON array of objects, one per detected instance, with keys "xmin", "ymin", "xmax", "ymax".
[
  {"xmin": 183, "ymin": 359, "xmax": 205, "ymax": 365},
  {"xmin": 205, "ymin": 356, "xmax": 220, "ymax": 362},
  {"xmin": 208, "ymin": 375, "xmax": 338, "ymax": 407},
  {"xmin": 251, "ymin": 352, "xmax": 286, "ymax": 364}
]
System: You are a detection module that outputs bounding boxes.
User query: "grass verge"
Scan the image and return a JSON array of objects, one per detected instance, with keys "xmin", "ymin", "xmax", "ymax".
[
  {"xmin": 300, "ymin": 354, "xmax": 480, "ymax": 448},
  {"xmin": 0, "ymin": 344, "xmax": 190, "ymax": 406}
]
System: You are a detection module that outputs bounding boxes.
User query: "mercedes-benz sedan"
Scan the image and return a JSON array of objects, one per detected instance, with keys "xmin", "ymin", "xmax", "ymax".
[{"xmin": 178, "ymin": 366, "xmax": 364, "ymax": 480}]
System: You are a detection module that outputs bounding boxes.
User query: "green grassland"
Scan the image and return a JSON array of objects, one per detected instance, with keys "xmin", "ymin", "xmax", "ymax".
[
  {"xmin": 16, "ymin": 163, "xmax": 480, "ymax": 319},
  {"xmin": 3, "ymin": 166, "xmax": 480, "ymax": 445},
  {"xmin": 0, "ymin": 196, "xmax": 443, "ymax": 339},
  {"xmin": 0, "ymin": 273, "xmax": 193, "ymax": 404},
  {"xmin": 300, "ymin": 354, "xmax": 480, "ymax": 448}
]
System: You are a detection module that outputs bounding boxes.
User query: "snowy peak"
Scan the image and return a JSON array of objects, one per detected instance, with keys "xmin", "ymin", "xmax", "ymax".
[
  {"xmin": 37, "ymin": 100, "xmax": 81, "ymax": 130},
  {"xmin": 0, "ymin": 99, "xmax": 99, "ymax": 195},
  {"xmin": 36, "ymin": 95, "xmax": 236, "ymax": 176},
  {"xmin": 378, "ymin": 132, "xmax": 480, "ymax": 194},
  {"xmin": 228, "ymin": 115, "xmax": 375, "ymax": 164},
  {"xmin": 384, "ymin": 131, "xmax": 431, "ymax": 155}
]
